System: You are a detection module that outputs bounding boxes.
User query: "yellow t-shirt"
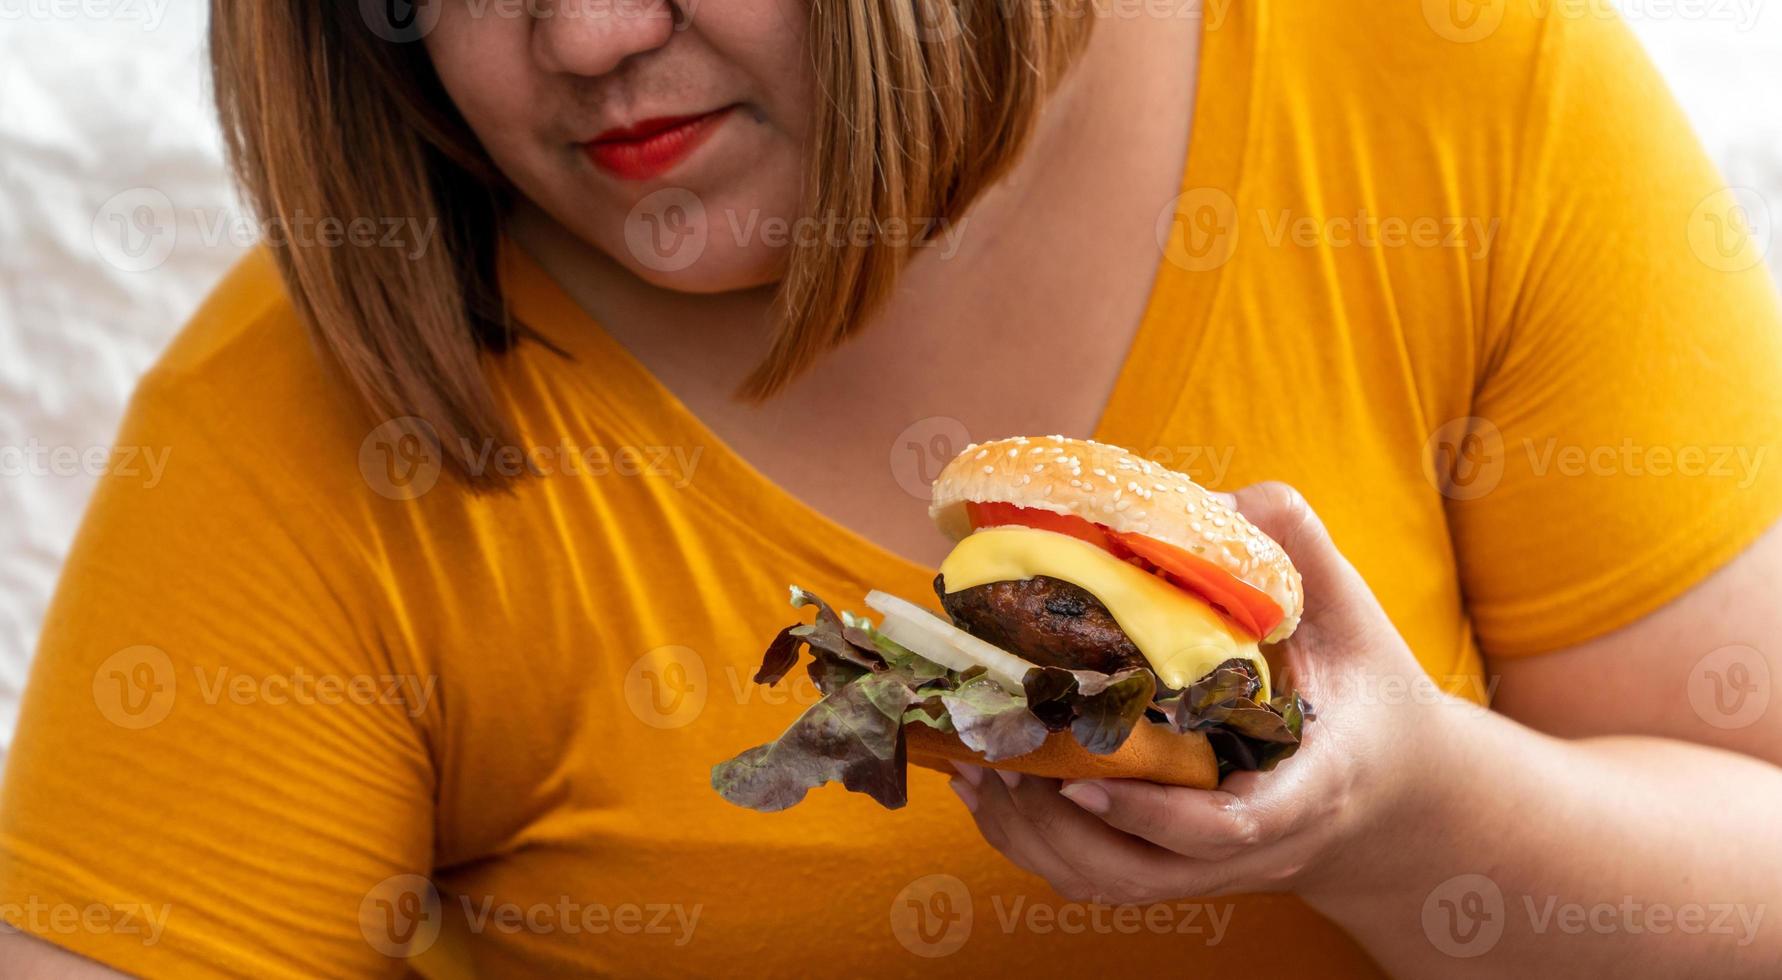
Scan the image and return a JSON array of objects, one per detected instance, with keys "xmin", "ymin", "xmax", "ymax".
[{"xmin": 6, "ymin": 2, "xmax": 1781, "ymax": 976}]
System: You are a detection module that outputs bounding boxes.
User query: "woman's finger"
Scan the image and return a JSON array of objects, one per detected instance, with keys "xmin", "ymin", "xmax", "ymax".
[
  {"xmin": 1228, "ymin": 482, "xmax": 1383, "ymax": 640},
  {"xmin": 1054, "ymin": 778, "xmax": 1274, "ymax": 860},
  {"xmin": 995, "ymin": 773, "xmax": 1214, "ymax": 902},
  {"xmin": 951, "ymin": 767, "xmax": 1102, "ymax": 898}
]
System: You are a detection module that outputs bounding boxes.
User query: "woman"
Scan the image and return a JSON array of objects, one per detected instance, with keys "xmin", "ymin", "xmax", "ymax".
[{"xmin": 4, "ymin": 0, "xmax": 1779, "ymax": 976}]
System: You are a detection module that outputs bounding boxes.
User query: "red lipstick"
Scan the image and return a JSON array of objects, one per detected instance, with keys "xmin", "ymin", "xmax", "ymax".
[{"xmin": 584, "ymin": 106, "xmax": 735, "ymax": 181}]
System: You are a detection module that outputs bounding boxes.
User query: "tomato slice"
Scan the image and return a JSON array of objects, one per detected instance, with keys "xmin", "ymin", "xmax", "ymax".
[
  {"xmin": 963, "ymin": 501, "xmax": 1283, "ymax": 641},
  {"xmin": 1103, "ymin": 530, "xmax": 1283, "ymax": 641},
  {"xmin": 965, "ymin": 500, "xmax": 1113, "ymax": 549}
]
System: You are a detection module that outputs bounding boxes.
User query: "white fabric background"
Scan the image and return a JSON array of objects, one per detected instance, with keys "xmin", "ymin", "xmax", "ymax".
[{"xmin": 1, "ymin": 1, "xmax": 1779, "ymax": 749}]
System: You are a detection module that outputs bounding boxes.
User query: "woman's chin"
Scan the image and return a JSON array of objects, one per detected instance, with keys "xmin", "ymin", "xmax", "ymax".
[{"xmin": 615, "ymin": 245, "xmax": 786, "ymax": 296}]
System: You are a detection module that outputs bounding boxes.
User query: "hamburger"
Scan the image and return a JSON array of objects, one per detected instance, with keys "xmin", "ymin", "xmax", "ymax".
[{"xmin": 713, "ymin": 436, "xmax": 1310, "ymax": 812}]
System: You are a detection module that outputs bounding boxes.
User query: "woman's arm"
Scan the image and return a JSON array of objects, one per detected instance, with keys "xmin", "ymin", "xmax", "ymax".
[
  {"xmin": 1322, "ymin": 515, "xmax": 1782, "ymax": 975},
  {"xmin": 1330, "ymin": 519, "xmax": 1782, "ymax": 975},
  {"xmin": 0, "ymin": 366, "xmax": 437, "ymax": 975},
  {"xmin": 948, "ymin": 484, "xmax": 1782, "ymax": 977},
  {"xmin": 1490, "ymin": 519, "xmax": 1782, "ymax": 766}
]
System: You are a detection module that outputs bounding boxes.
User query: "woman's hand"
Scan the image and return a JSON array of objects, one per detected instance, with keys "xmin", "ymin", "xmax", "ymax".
[{"xmin": 947, "ymin": 481, "xmax": 1459, "ymax": 906}]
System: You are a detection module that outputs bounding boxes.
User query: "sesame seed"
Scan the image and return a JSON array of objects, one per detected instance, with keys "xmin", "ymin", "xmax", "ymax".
[
  {"xmin": 983, "ymin": 465, "xmax": 994, "ymax": 475},
  {"xmin": 1115, "ymin": 499, "xmax": 1132, "ymax": 511},
  {"xmin": 1007, "ymin": 449, "xmax": 1019, "ymax": 458},
  {"xmin": 975, "ymin": 449, "xmax": 988, "ymax": 460}
]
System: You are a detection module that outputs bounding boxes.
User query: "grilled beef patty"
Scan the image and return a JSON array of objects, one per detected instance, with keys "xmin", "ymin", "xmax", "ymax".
[{"xmin": 934, "ymin": 574, "xmax": 1150, "ymax": 675}]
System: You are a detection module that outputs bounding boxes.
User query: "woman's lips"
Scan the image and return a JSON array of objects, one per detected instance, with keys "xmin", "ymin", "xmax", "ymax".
[{"xmin": 583, "ymin": 106, "xmax": 735, "ymax": 181}]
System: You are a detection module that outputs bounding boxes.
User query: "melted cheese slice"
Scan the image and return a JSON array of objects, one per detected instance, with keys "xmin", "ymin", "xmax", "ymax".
[{"xmin": 938, "ymin": 525, "xmax": 1269, "ymax": 696}]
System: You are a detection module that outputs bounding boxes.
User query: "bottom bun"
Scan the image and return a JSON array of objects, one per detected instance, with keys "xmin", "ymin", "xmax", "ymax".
[{"xmin": 907, "ymin": 721, "xmax": 1218, "ymax": 789}]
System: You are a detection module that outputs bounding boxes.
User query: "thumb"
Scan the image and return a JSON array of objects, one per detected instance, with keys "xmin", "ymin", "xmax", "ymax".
[{"xmin": 1221, "ymin": 481, "xmax": 1384, "ymax": 645}]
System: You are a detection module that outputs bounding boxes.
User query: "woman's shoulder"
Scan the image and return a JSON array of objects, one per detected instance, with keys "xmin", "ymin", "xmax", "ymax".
[
  {"xmin": 1255, "ymin": 0, "xmax": 1619, "ymax": 117},
  {"xmin": 152, "ymin": 247, "xmax": 340, "ymax": 404},
  {"xmin": 128, "ymin": 247, "xmax": 380, "ymax": 492}
]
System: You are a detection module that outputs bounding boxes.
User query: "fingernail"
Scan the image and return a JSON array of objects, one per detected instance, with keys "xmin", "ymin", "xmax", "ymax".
[
  {"xmin": 949, "ymin": 777, "xmax": 978, "ymax": 813},
  {"xmin": 1060, "ymin": 781, "xmax": 1110, "ymax": 814},
  {"xmin": 951, "ymin": 761, "xmax": 984, "ymax": 787},
  {"xmin": 997, "ymin": 768, "xmax": 1021, "ymax": 789},
  {"xmin": 1210, "ymin": 491, "xmax": 1238, "ymax": 510}
]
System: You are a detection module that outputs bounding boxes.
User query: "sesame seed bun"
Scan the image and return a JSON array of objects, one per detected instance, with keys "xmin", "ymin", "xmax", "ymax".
[{"xmin": 929, "ymin": 436, "xmax": 1303, "ymax": 643}]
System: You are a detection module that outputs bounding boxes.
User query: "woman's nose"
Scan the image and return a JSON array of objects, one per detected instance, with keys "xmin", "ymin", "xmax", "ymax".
[{"xmin": 531, "ymin": 0, "xmax": 678, "ymax": 78}]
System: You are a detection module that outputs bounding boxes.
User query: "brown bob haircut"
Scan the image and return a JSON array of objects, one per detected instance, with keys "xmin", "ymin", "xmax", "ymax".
[{"xmin": 210, "ymin": 1, "xmax": 1093, "ymax": 488}]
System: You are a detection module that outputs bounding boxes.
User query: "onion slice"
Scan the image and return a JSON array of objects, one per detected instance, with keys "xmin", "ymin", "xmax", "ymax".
[{"xmin": 864, "ymin": 590, "xmax": 1036, "ymax": 692}]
